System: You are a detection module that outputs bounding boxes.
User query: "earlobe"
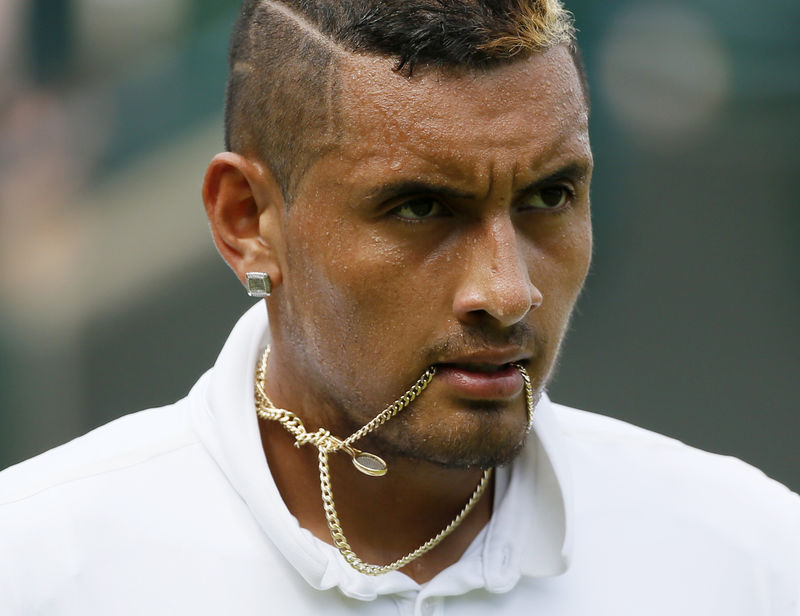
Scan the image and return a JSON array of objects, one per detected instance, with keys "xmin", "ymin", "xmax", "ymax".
[{"xmin": 202, "ymin": 152, "xmax": 284, "ymax": 291}]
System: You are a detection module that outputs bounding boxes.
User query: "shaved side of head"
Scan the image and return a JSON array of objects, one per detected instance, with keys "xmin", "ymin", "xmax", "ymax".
[{"xmin": 224, "ymin": 0, "xmax": 584, "ymax": 202}]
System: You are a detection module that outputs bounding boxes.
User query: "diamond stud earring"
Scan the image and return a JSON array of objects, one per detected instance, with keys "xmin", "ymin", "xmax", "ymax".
[{"xmin": 245, "ymin": 272, "xmax": 271, "ymax": 297}]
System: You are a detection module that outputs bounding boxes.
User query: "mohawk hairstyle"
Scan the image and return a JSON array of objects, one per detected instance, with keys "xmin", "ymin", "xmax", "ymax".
[{"xmin": 225, "ymin": 0, "xmax": 581, "ymax": 202}]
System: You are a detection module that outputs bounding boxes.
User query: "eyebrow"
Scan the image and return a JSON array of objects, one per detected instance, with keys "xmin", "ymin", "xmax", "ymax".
[
  {"xmin": 362, "ymin": 161, "xmax": 592, "ymax": 205},
  {"xmin": 517, "ymin": 162, "xmax": 592, "ymax": 193},
  {"xmin": 363, "ymin": 180, "xmax": 477, "ymax": 204}
]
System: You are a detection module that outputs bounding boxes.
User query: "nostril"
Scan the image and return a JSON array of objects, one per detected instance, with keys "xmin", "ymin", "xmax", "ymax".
[
  {"xmin": 454, "ymin": 282, "xmax": 542, "ymax": 327},
  {"xmin": 530, "ymin": 285, "xmax": 544, "ymax": 310}
]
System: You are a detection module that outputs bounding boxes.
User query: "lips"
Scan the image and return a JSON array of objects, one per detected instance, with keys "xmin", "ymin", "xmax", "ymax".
[
  {"xmin": 435, "ymin": 361, "xmax": 525, "ymax": 399},
  {"xmin": 448, "ymin": 362, "xmax": 509, "ymax": 373}
]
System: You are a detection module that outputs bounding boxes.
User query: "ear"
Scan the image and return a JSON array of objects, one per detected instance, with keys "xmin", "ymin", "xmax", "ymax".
[{"xmin": 202, "ymin": 152, "xmax": 285, "ymax": 292}]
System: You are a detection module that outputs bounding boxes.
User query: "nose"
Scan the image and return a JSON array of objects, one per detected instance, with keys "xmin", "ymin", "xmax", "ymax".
[{"xmin": 452, "ymin": 216, "xmax": 542, "ymax": 328}]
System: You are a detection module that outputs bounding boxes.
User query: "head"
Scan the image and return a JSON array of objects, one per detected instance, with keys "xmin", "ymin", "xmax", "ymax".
[
  {"xmin": 204, "ymin": 0, "xmax": 592, "ymax": 469},
  {"xmin": 223, "ymin": 0, "xmax": 587, "ymax": 202}
]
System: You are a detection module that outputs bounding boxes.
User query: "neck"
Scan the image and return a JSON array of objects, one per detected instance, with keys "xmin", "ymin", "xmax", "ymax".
[
  {"xmin": 255, "ymin": 345, "xmax": 496, "ymax": 583},
  {"xmin": 258, "ymin": 417, "xmax": 493, "ymax": 583}
]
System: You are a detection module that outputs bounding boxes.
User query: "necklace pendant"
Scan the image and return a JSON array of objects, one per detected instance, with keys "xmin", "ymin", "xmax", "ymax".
[{"xmin": 351, "ymin": 451, "xmax": 387, "ymax": 477}]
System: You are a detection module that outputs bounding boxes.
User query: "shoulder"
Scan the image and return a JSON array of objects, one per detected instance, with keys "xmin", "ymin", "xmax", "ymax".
[
  {"xmin": 550, "ymin": 401, "xmax": 799, "ymax": 504},
  {"xmin": 551, "ymin": 402, "xmax": 794, "ymax": 492},
  {"xmin": 549, "ymin": 400, "xmax": 800, "ymax": 561},
  {"xmin": 0, "ymin": 398, "xmax": 201, "ymax": 508},
  {"xmin": 0, "ymin": 390, "xmax": 257, "ymax": 612},
  {"xmin": 553, "ymin": 402, "xmax": 703, "ymax": 449}
]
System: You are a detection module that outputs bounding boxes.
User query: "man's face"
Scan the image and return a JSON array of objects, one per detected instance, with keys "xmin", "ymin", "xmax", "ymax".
[{"xmin": 269, "ymin": 45, "xmax": 592, "ymax": 469}]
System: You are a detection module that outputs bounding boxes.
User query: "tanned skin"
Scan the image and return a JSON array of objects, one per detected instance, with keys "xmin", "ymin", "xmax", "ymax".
[{"xmin": 203, "ymin": 45, "xmax": 592, "ymax": 583}]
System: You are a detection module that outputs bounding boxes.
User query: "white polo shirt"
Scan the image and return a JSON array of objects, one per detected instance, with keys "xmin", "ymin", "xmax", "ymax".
[{"xmin": 1, "ymin": 303, "xmax": 798, "ymax": 614}]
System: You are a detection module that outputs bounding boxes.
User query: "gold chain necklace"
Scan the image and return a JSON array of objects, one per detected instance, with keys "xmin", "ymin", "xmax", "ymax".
[{"xmin": 254, "ymin": 347, "xmax": 534, "ymax": 576}]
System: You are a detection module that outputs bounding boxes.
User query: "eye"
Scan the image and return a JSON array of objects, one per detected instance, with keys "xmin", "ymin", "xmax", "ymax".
[
  {"xmin": 523, "ymin": 185, "xmax": 573, "ymax": 211},
  {"xmin": 390, "ymin": 197, "xmax": 448, "ymax": 221}
]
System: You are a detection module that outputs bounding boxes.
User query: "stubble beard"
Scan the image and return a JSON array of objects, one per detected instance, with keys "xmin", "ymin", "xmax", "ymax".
[
  {"xmin": 305, "ymin": 318, "xmax": 567, "ymax": 471},
  {"xmin": 322, "ymin": 330, "xmax": 556, "ymax": 470},
  {"xmin": 338, "ymin": 326, "xmax": 574, "ymax": 470},
  {"xmin": 331, "ymin": 375, "xmax": 543, "ymax": 471}
]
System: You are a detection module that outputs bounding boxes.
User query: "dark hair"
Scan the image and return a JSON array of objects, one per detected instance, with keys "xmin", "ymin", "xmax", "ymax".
[{"xmin": 225, "ymin": 0, "xmax": 583, "ymax": 202}]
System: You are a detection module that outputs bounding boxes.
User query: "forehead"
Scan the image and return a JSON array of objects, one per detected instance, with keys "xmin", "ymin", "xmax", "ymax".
[{"xmin": 331, "ymin": 46, "xmax": 589, "ymax": 176}]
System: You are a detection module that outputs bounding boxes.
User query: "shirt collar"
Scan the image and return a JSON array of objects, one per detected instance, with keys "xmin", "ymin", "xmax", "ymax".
[
  {"xmin": 491, "ymin": 392, "xmax": 573, "ymax": 584},
  {"xmin": 191, "ymin": 302, "xmax": 573, "ymax": 599}
]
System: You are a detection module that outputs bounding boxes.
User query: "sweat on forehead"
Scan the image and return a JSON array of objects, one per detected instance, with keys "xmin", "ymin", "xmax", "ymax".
[{"xmin": 224, "ymin": 0, "xmax": 581, "ymax": 201}]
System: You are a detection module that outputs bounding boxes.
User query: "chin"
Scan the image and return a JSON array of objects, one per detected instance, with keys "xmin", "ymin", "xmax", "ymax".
[
  {"xmin": 406, "ymin": 430, "xmax": 529, "ymax": 470},
  {"xmin": 373, "ymin": 405, "xmax": 532, "ymax": 470}
]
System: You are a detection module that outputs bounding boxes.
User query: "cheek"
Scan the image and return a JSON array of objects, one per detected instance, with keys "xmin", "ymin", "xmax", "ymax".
[
  {"xmin": 564, "ymin": 220, "xmax": 593, "ymax": 291},
  {"xmin": 284, "ymin": 220, "xmax": 431, "ymax": 363},
  {"xmin": 535, "ymin": 218, "xmax": 592, "ymax": 317}
]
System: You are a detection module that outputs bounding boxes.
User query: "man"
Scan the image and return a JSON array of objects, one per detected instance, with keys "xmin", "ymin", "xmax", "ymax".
[{"xmin": 0, "ymin": 1, "xmax": 797, "ymax": 614}]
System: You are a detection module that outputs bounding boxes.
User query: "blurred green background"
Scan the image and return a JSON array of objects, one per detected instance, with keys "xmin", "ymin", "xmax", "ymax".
[{"xmin": 0, "ymin": 1, "xmax": 797, "ymax": 491}]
